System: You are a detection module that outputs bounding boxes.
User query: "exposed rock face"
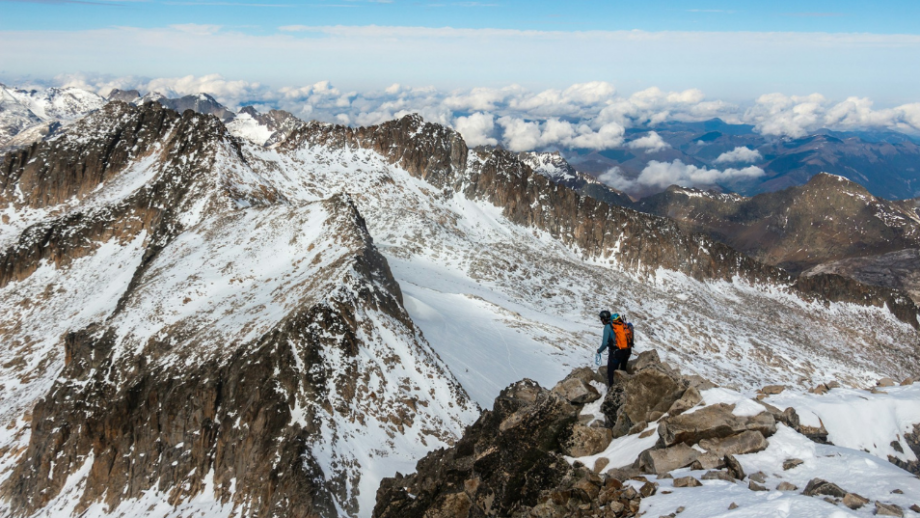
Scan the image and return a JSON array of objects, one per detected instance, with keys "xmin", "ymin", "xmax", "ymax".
[
  {"xmin": 889, "ymin": 423, "xmax": 920, "ymax": 475},
  {"xmin": 374, "ymin": 379, "xmax": 581, "ymax": 518},
  {"xmin": 0, "ymin": 104, "xmax": 475, "ymax": 518},
  {"xmin": 601, "ymin": 363, "xmax": 687, "ymax": 437}
]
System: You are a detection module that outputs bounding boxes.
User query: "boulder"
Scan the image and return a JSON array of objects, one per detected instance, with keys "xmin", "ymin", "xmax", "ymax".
[
  {"xmin": 810, "ymin": 384, "xmax": 829, "ymax": 395},
  {"xmin": 777, "ymin": 482, "xmax": 798, "ymax": 491},
  {"xmin": 593, "ymin": 458, "xmax": 610, "ymax": 474},
  {"xmin": 695, "ymin": 452, "xmax": 725, "ymax": 470},
  {"xmin": 699, "ymin": 430, "xmax": 768, "ymax": 457},
  {"xmin": 627, "ymin": 421, "xmax": 648, "ymax": 435},
  {"xmin": 748, "ymin": 481, "xmax": 768, "ymax": 491},
  {"xmin": 796, "ymin": 417, "xmax": 829, "ymax": 444},
  {"xmin": 685, "ymin": 374, "xmax": 718, "ymax": 391},
  {"xmin": 657, "ymin": 404, "xmax": 776, "ymax": 447},
  {"xmin": 900, "ymin": 378, "xmax": 914, "ymax": 386},
  {"xmin": 672, "ymin": 476, "xmax": 702, "ymax": 488},
  {"xmin": 630, "ymin": 350, "xmax": 661, "ymax": 371},
  {"xmin": 565, "ymin": 366, "xmax": 605, "ymax": 386},
  {"xmin": 562, "ymin": 424, "xmax": 613, "ymax": 457},
  {"xmin": 552, "ymin": 377, "xmax": 601, "ymax": 405},
  {"xmin": 802, "ymin": 478, "xmax": 847, "ymax": 498},
  {"xmin": 782, "ymin": 458, "xmax": 804, "ymax": 470},
  {"xmin": 909, "ymin": 504, "xmax": 920, "ymax": 513},
  {"xmin": 667, "ymin": 387, "xmax": 703, "ymax": 417},
  {"xmin": 637, "ymin": 443, "xmax": 700, "ymax": 475},
  {"xmin": 749, "ymin": 472, "xmax": 766, "ymax": 483},
  {"xmin": 875, "ymin": 502, "xmax": 904, "ymax": 517},
  {"xmin": 877, "ymin": 377, "xmax": 896, "ymax": 387},
  {"xmin": 724, "ymin": 455, "xmax": 745, "ymax": 480},
  {"xmin": 601, "ymin": 366, "xmax": 687, "ymax": 438},
  {"xmin": 842, "ymin": 493, "xmax": 868, "ymax": 510},
  {"xmin": 760, "ymin": 385, "xmax": 786, "ymax": 395}
]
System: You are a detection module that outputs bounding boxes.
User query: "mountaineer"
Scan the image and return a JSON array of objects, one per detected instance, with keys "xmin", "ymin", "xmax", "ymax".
[{"xmin": 597, "ymin": 311, "xmax": 632, "ymax": 386}]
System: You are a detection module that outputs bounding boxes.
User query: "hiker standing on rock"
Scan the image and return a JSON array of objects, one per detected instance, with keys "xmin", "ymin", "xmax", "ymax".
[{"xmin": 597, "ymin": 311, "xmax": 632, "ymax": 386}]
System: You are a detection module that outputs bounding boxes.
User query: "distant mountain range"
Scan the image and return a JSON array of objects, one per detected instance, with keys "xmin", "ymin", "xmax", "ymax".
[{"xmin": 567, "ymin": 119, "xmax": 920, "ymax": 201}]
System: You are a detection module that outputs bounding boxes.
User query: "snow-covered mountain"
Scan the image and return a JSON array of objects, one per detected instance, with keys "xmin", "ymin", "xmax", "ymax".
[
  {"xmin": 0, "ymin": 84, "xmax": 106, "ymax": 151},
  {"xmin": 1, "ymin": 101, "xmax": 919, "ymax": 518}
]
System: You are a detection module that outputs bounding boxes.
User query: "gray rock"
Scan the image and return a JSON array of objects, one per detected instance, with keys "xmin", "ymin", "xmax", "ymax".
[
  {"xmin": 777, "ymin": 482, "xmax": 798, "ymax": 491},
  {"xmin": 602, "ymin": 366, "xmax": 687, "ymax": 438},
  {"xmin": 749, "ymin": 471, "xmax": 766, "ymax": 483},
  {"xmin": 667, "ymin": 387, "xmax": 703, "ymax": 417}
]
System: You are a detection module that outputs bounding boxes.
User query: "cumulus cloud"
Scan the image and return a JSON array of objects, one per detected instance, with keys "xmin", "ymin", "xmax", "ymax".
[
  {"xmin": 496, "ymin": 117, "xmax": 625, "ymax": 152},
  {"xmin": 454, "ymin": 112, "xmax": 497, "ymax": 147},
  {"xmin": 597, "ymin": 167, "xmax": 635, "ymax": 191},
  {"xmin": 713, "ymin": 146, "xmax": 763, "ymax": 164},
  {"xmin": 626, "ymin": 131, "xmax": 671, "ymax": 153},
  {"xmin": 636, "ymin": 160, "xmax": 765, "ymax": 189}
]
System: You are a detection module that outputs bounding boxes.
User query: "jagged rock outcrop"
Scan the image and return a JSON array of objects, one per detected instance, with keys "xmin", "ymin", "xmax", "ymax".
[{"xmin": 374, "ymin": 378, "xmax": 645, "ymax": 518}]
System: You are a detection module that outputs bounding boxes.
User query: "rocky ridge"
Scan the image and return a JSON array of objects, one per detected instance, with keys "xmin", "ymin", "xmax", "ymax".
[{"xmin": 0, "ymin": 101, "xmax": 476, "ymax": 518}]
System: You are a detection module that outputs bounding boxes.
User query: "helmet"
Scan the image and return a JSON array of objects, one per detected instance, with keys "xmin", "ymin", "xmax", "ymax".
[{"xmin": 599, "ymin": 310, "xmax": 611, "ymax": 323}]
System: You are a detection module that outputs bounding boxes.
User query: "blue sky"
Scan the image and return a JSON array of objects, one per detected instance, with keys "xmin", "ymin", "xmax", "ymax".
[
  {"xmin": 2, "ymin": 0, "xmax": 920, "ymax": 105},
  {"xmin": 4, "ymin": 0, "xmax": 920, "ymax": 34}
]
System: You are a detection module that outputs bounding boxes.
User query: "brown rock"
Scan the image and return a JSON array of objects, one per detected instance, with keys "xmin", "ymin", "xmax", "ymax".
[
  {"xmin": 638, "ymin": 443, "xmax": 700, "ymax": 475},
  {"xmin": 672, "ymin": 476, "xmax": 703, "ymax": 488},
  {"xmin": 777, "ymin": 482, "xmax": 798, "ymax": 491},
  {"xmin": 701, "ymin": 470, "xmax": 735, "ymax": 482},
  {"xmin": 748, "ymin": 481, "xmax": 768, "ymax": 491},
  {"xmin": 900, "ymin": 378, "xmax": 914, "ymax": 386},
  {"xmin": 639, "ymin": 429, "xmax": 656, "ymax": 439},
  {"xmin": 658, "ymin": 404, "xmax": 776, "ymax": 447},
  {"xmin": 593, "ymin": 458, "xmax": 610, "ymax": 474},
  {"xmin": 728, "ymin": 502, "xmax": 739, "ymax": 509},
  {"xmin": 648, "ymin": 411, "xmax": 665, "ymax": 422},
  {"xmin": 749, "ymin": 471, "xmax": 766, "ymax": 483},
  {"xmin": 724, "ymin": 455, "xmax": 745, "ymax": 480},
  {"xmin": 782, "ymin": 458, "xmax": 804, "ymax": 470},
  {"xmin": 875, "ymin": 502, "xmax": 904, "ymax": 517},
  {"xmin": 667, "ymin": 387, "xmax": 703, "ymax": 417},
  {"xmin": 842, "ymin": 493, "xmax": 869, "ymax": 510},
  {"xmin": 640, "ymin": 481, "xmax": 658, "ymax": 497},
  {"xmin": 909, "ymin": 504, "xmax": 920, "ymax": 513},
  {"xmin": 553, "ymin": 377, "xmax": 601, "ymax": 405},
  {"xmin": 699, "ymin": 430, "xmax": 769, "ymax": 457},
  {"xmin": 811, "ymin": 384, "xmax": 829, "ymax": 395},
  {"xmin": 761, "ymin": 385, "xmax": 786, "ymax": 395},
  {"xmin": 562, "ymin": 425, "xmax": 613, "ymax": 457},
  {"xmin": 602, "ymin": 366, "xmax": 687, "ymax": 438},
  {"xmin": 803, "ymin": 478, "xmax": 847, "ymax": 498},
  {"xmin": 877, "ymin": 377, "xmax": 897, "ymax": 387}
]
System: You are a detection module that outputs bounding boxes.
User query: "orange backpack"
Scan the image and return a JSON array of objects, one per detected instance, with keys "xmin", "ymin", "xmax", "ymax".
[{"xmin": 611, "ymin": 320, "xmax": 629, "ymax": 350}]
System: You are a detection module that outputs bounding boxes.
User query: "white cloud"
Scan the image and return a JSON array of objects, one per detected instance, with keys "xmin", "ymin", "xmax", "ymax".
[
  {"xmin": 714, "ymin": 146, "xmax": 763, "ymax": 164},
  {"xmin": 626, "ymin": 131, "xmax": 671, "ymax": 153},
  {"xmin": 454, "ymin": 112, "xmax": 497, "ymax": 147},
  {"xmin": 597, "ymin": 167, "xmax": 635, "ymax": 191},
  {"xmin": 496, "ymin": 117, "xmax": 624, "ymax": 152},
  {"xmin": 636, "ymin": 160, "xmax": 765, "ymax": 189}
]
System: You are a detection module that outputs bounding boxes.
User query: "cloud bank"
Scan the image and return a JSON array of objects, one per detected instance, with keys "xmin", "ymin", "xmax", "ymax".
[
  {"xmin": 600, "ymin": 160, "xmax": 765, "ymax": 191},
  {"xmin": 714, "ymin": 147, "xmax": 763, "ymax": 164}
]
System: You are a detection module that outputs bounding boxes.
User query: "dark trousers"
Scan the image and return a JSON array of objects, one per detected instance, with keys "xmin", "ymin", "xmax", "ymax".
[{"xmin": 607, "ymin": 348, "xmax": 632, "ymax": 386}]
